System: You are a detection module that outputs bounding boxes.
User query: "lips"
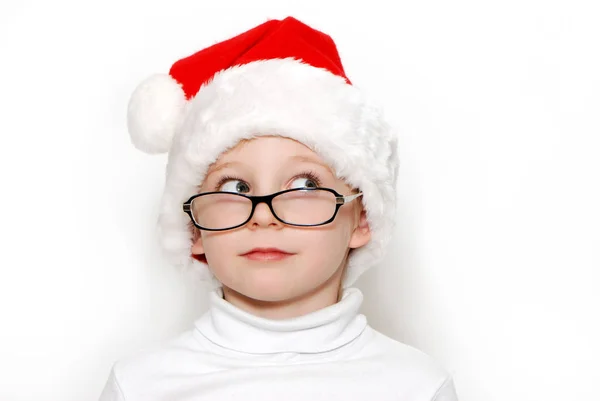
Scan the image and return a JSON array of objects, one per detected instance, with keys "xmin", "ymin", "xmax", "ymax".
[{"xmin": 241, "ymin": 247, "xmax": 294, "ymax": 261}]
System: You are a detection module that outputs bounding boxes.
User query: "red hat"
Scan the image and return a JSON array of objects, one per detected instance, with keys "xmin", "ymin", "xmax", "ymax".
[
  {"xmin": 127, "ymin": 16, "xmax": 399, "ymax": 289},
  {"xmin": 128, "ymin": 17, "xmax": 352, "ymax": 153}
]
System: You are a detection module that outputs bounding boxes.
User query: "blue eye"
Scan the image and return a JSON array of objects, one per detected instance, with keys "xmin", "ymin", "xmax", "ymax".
[
  {"xmin": 217, "ymin": 177, "xmax": 249, "ymax": 193},
  {"xmin": 290, "ymin": 176, "xmax": 319, "ymax": 189}
]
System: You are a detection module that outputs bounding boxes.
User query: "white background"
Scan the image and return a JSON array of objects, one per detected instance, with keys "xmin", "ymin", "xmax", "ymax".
[{"xmin": 1, "ymin": 1, "xmax": 599, "ymax": 400}]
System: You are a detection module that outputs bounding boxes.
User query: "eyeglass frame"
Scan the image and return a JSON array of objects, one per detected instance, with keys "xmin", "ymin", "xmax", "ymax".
[{"xmin": 182, "ymin": 187, "xmax": 363, "ymax": 231}]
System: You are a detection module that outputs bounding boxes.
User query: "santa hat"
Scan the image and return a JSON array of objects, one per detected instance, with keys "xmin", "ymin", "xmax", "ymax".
[{"xmin": 127, "ymin": 16, "xmax": 399, "ymax": 288}]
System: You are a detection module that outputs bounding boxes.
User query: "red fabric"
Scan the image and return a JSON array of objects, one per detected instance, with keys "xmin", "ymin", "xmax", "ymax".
[{"xmin": 169, "ymin": 17, "xmax": 351, "ymax": 100}]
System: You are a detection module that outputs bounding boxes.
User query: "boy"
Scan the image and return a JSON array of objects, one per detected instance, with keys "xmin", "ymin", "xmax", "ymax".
[{"xmin": 99, "ymin": 16, "xmax": 458, "ymax": 401}]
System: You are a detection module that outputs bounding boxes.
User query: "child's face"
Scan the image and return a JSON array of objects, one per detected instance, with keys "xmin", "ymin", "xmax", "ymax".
[{"xmin": 191, "ymin": 136, "xmax": 370, "ymax": 303}]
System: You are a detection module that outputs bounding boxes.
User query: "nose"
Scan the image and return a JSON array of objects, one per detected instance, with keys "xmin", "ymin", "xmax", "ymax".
[{"xmin": 248, "ymin": 201, "xmax": 282, "ymax": 228}]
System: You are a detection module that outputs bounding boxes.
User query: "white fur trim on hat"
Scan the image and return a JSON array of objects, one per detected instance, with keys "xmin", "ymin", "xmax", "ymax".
[
  {"xmin": 127, "ymin": 73, "xmax": 187, "ymax": 154},
  {"xmin": 155, "ymin": 58, "xmax": 399, "ymax": 289}
]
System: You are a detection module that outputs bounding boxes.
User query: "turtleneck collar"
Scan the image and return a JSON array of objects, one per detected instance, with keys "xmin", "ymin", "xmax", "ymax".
[{"xmin": 194, "ymin": 287, "xmax": 367, "ymax": 355}]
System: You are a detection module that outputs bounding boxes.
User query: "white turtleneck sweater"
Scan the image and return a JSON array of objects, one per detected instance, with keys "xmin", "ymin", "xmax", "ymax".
[{"xmin": 98, "ymin": 288, "xmax": 458, "ymax": 401}]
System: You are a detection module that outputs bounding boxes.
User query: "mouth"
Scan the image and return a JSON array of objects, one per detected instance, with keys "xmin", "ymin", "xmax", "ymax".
[{"xmin": 241, "ymin": 248, "xmax": 295, "ymax": 261}]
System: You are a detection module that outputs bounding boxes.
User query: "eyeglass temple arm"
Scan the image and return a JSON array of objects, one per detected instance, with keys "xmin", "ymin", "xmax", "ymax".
[{"xmin": 336, "ymin": 192, "xmax": 363, "ymax": 205}]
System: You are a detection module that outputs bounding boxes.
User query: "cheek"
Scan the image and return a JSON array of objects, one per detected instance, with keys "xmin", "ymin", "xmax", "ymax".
[
  {"xmin": 299, "ymin": 218, "xmax": 354, "ymax": 263},
  {"xmin": 200, "ymin": 232, "xmax": 236, "ymax": 269}
]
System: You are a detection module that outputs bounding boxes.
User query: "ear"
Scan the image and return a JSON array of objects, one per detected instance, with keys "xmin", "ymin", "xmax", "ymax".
[
  {"xmin": 191, "ymin": 229, "xmax": 205, "ymax": 257},
  {"xmin": 348, "ymin": 209, "xmax": 371, "ymax": 249}
]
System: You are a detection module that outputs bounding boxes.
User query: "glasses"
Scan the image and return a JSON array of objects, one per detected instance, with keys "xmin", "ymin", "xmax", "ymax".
[{"xmin": 183, "ymin": 187, "xmax": 363, "ymax": 231}]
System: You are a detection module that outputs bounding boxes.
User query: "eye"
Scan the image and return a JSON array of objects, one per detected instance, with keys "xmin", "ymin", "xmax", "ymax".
[
  {"xmin": 217, "ymin": 176, "xmax": 250, "ymax": 193},
  {"xmin": 290, "ymin": 171, "xmax": 321, "ymax": 189}
]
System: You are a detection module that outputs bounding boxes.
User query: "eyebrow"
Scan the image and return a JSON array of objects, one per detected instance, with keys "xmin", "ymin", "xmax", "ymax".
[
  {"xmin": 289, "ymin": 155, "xmax": 335, "ymax": 175},
  {"xmin": 205, "ymin": 161, "xmax": 241, "ymax": 177}
]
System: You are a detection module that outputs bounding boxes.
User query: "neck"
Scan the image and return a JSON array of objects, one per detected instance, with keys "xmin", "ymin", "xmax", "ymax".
[{"xmin": 221, "ymin": 265, "xmax": 345, "ymax": 320}]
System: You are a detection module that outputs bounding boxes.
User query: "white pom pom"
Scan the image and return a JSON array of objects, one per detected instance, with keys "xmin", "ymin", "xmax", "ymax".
[{"xmin": 127, "ymin": 74, "xmax": 186, "ymax": 154}]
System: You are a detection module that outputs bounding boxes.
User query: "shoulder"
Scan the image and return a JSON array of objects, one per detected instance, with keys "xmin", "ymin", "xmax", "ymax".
[
  {"xmin": 108, "ymin": 328, "xmax": 211, "ymax": 397},
  {"xmin": 362, "ymin": 327, "xmax": 450, "ymax": 375},
  {"xmin": 360, "ymin": 326, "xmax": 458, "ymax": 400}
]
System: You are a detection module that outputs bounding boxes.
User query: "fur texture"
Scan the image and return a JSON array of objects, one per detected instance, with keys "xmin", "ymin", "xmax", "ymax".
[
  {"xmin": 127, "ymin": 74, "xmax": 187, "ymax": 154},
  {"xmin": 133, "ymin": 58, "xmax": 399, "ymax": 288}
]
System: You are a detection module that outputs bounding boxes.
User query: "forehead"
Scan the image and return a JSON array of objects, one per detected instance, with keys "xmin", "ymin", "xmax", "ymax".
[
  {"xmin": 207, "ymin": 136, "xmax": 336, "ymax": 175},
  {"xmin": 221, "ymin": 135, "xmax": 313, "ymax": 157}
]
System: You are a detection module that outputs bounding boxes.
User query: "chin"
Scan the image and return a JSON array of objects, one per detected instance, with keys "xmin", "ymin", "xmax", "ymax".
[
  {"xmin": 216, "ymin": 259, "xmax": 336, "ymax": 304},
  {"xmin": 238, "ymin": 278, "xmax": 304, "ymax": 303}
]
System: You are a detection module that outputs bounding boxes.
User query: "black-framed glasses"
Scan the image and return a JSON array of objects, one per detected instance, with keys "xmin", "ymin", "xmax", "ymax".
[{"xmin": 183, "ymin": 187, "xmax": 363, "ymax": 231}]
